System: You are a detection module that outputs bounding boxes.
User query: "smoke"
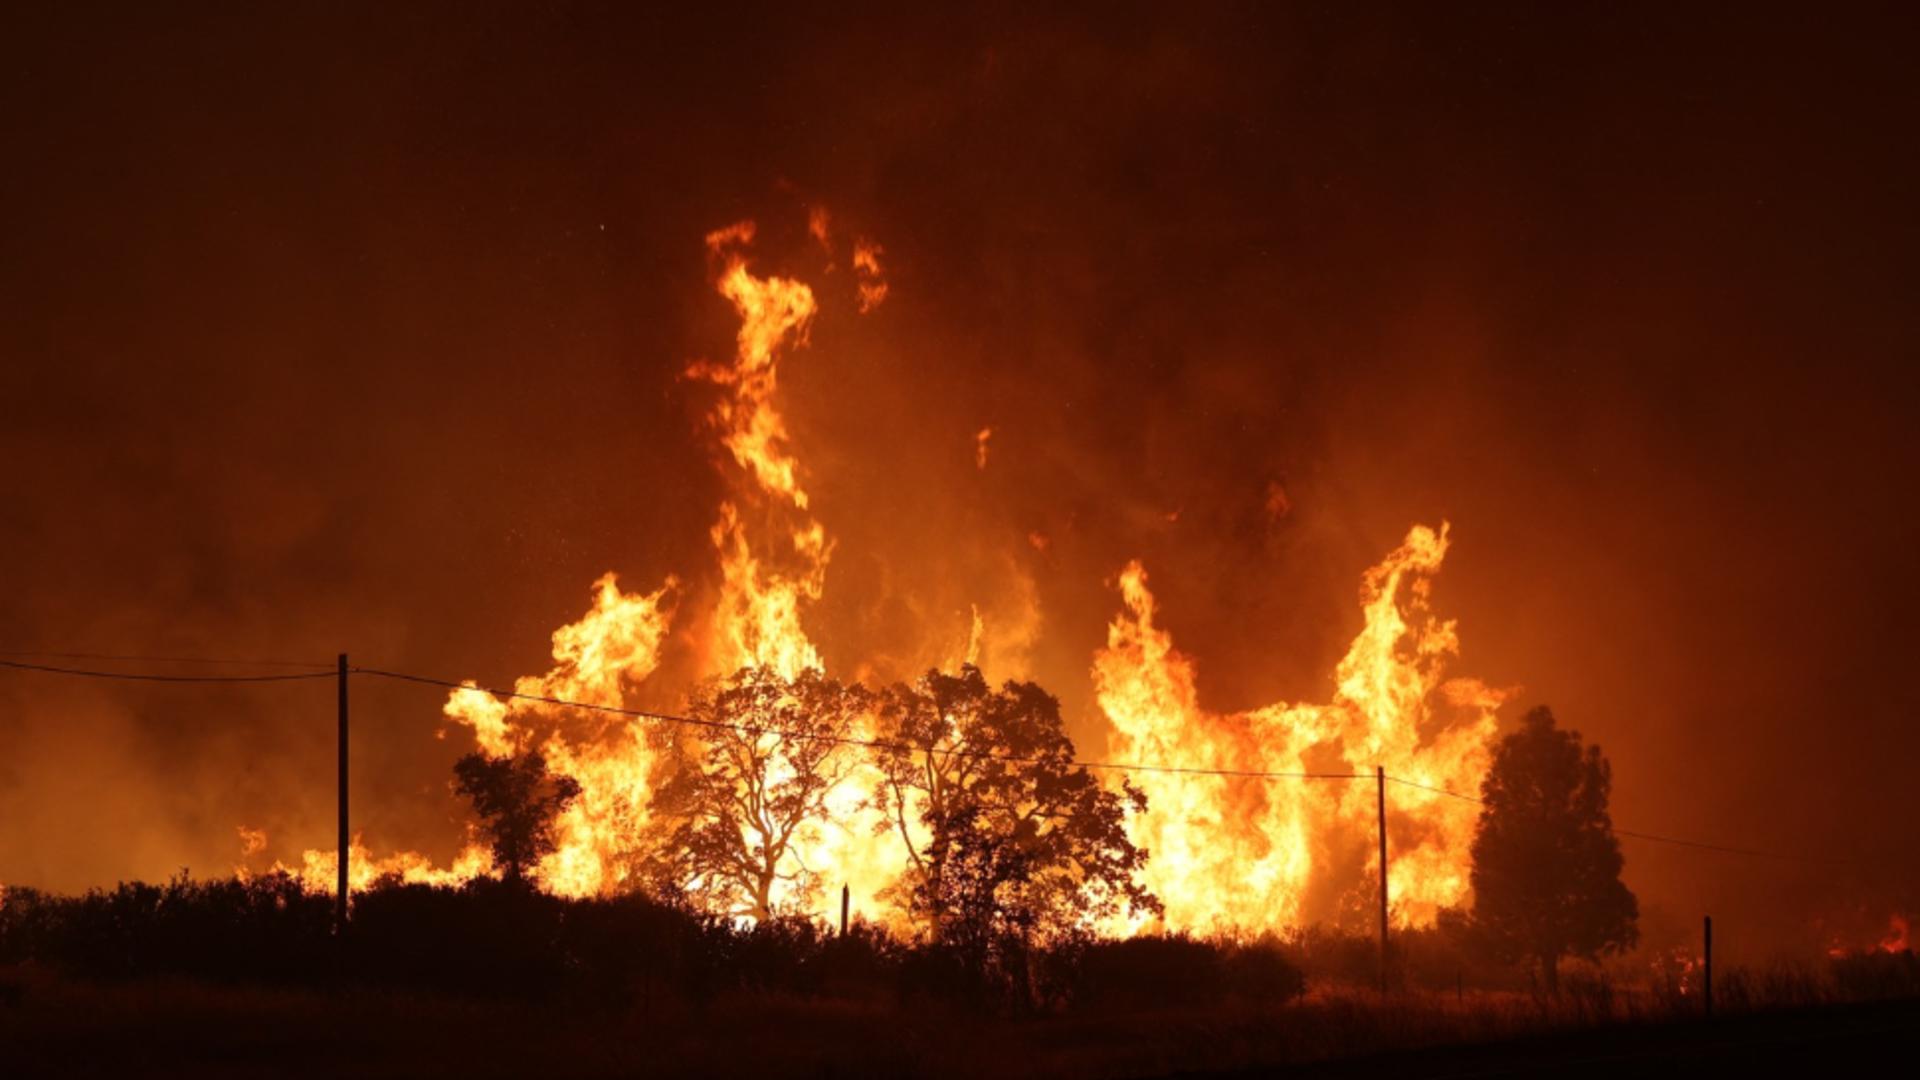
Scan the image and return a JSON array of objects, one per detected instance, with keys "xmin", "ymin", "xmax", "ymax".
[{"xmin": 1, "ymin": 6, "xmax": 1916, "ymax": 952}]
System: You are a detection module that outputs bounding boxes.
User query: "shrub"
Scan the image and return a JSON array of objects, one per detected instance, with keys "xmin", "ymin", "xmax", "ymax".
[{"xmin": 1060, "ymin": 933, "xmax": 1304, "ymax": 1012}]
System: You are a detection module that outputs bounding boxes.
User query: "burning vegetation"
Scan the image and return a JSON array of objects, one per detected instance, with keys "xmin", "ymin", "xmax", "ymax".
[{"xmin": 254, "ymin": 211, "xmax": 1518, "ymax": 949}]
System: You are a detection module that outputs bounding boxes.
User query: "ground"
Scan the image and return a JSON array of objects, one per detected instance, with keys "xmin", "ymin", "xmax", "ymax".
[{"xmin": 3, "ymin": 966, "xmax": 1914, "ymax": 1078}]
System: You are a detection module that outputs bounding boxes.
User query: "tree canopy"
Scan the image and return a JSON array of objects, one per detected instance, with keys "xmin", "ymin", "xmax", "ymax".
[
  {"xmin": 1468, "ymin": 706, "xmax": 1638, "ymax": 989},
  {"xmin": 452, "ymin": 750, "xmax": 583, "ymax": 885},
  {"xmin": 648, "ymin": 666, "xmax": 871, "ymax": 920},
  {"xmin": 873, "ymin": 665, "xmax": 1160, "ymax": 984}
]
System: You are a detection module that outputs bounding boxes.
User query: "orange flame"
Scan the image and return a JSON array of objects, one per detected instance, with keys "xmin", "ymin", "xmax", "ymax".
[
  {"xmin": 1882, "ymin": 914, "xmax": 1911, "ymax": 953},
  {"xmin": 282, "ymin": 838, "xmax": 495, "ymax": 895},
  {"xmin": 1095, "ymin": 523, "xmax": 1504, "ymax": 932},
  {"xmin": 852, "ymin": 239, "xmax": 888, "ymax": 313},
  {"xmin": 294, "ymin": 215, "xmax": 1500, "ymax": 940},
  {"xmin": 687, "ymin": 222, "xmax": 898, "ymax": 919}
]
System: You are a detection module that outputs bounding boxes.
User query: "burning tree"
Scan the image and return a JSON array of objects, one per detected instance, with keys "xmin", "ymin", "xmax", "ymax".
[
  {"xmin": 1468, "ymin": 706, "xmax": 1638, "ymax": 990},
  {"xmin": 452, "ymin": 751, "xmax": 583, "ymax": 886},
  {"xmin": 873, "ymin": 666, "xmax": 1160, "ymax": 987},
  {"xmin": 648, "ymin": 666, "xmax": 872, "ymax": 920}
]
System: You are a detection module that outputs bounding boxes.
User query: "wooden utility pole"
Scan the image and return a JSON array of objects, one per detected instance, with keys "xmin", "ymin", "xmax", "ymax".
[
  {"xmin": 336, "ymin": 653, "xmax": 349, "ymax": 933},
  {"xmin": 1703, "ymin": 915, "xmax": 1713, "ymax": 1018},
  {"xmin": 840, "ymin": 884, "xmax": 850, "ymax": 936},
  {"xmin": 1376, "ymin": 765, "xmax": 1389, "ymax": 993}
]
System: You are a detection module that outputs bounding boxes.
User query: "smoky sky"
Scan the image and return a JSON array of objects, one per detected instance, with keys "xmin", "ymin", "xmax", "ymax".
[{"xmin": 2, "ymin": 4, "xmax": 1915, "ymax": 952}]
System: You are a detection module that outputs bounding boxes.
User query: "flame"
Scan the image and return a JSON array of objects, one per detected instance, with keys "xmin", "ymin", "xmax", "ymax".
[
  {"xmin": 687, "ymin": 222, "xmax": 899, "ymax": 920},
  {"xmin": 1650, "ymin": 945, "xmax": 1701, "ymax": 995},
  {"xmin": 237, "ymin": 825, "xmax": 266, "ymax": 858},
  {"xmin": 808, "ymin": 205, "xmax": 833, "ymax": 253},
  {"xmin": 283, "ymin": 838, "xmax": 495, "ymax": 895},
  {"xmin": 437, "ymin": 573, "xmax": 678, "ymax": 897},
  {"xmin": 1094, "ymin": 524, "xmax": 1504, "ymax": 933},
  {"xmin": 1882, "ymin": 914, "xmax": 1911, "ymax": 954},
  {"xmin": 288, "ymin": 214, "xmax": 1499, "ymax": 940},
  {"xmin": 691, "ymin": 222, "xmax": 818, "ymax": 513},
  {"xmin": 975, "ymin": 427, "xmax": 992, "ymax": 470},
  {"xmin": 307, "ymin": 569, "xmax": 677, "ymax": 895},
  {"xmin": 852, "ymin": 239, "xmax": 888, "ymax": 313},
  {"xmin": 689, "ymin": 220, "xmax": 839, "ymax": 686}
]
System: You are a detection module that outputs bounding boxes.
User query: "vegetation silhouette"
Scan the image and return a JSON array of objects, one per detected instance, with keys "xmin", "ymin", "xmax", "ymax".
[
  {"xmin": 15, "ymin": 673, "xmax": 1917, "ymax": 1073},
  {"xmin": 873, "ymin": 665, "xmax": 1160, "ymax": 1001},
  {"xmin": 452, "ymin": 749, "xmax": 582, "ymax": 885},
  {"xmin": 1467, "ymin": 706, "xmax": 1639, "ymax": 990},
  {"xmin": 646, "ymin": 667, "xmax": 872, "ymax": 920}
]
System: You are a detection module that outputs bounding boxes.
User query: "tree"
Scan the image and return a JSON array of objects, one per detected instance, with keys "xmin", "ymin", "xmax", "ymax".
[
  {"xmin": 873, "ymin": 665, "xmax": 1160, "ymax": 992},
  {"xmin": 1469, "ymin": 706, "xmax": 1638, "ymax": 990},
  {"xmin": 648, "ymin": 666, "xmax": 871, "ymax": 921},
  {"xmin": 452, "ymin": 750, "xmax": 583, "ymax": 886}
]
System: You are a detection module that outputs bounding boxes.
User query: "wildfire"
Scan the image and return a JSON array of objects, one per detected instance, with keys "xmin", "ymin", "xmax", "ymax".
[
  {"xmin": 1094, "ymin": 524, "xmax": 1505, "ymax": 933},
  {"xmin": 330, "ymin": 212, "xmax": 902, "ymax": 917},
  {"xmin": 1885, "ymin": 914, "xmax": 1912, "ymax": 953},
  {"xmin": 1824, "ymin": 911, "xmax": 1914, "ymax": 958},
  {"xmin": 852, "ymin": 239, "xmax": 888, "ymax": 314},
  {"xmin": 285, "ymin": 839, "xmax": 495, "ymax": 895},
  {"xmin": 294, "ymin": 211, "xmax": 1502, "ymax": 940}
]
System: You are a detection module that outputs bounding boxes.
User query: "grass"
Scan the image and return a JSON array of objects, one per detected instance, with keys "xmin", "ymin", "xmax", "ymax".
[
  {"xmin": 2, "ymin": 875, "xmax": 1916, "ymax": 1077},
  {"xmin": 6, "ymin": 963, "xmax": 1916, "ymax": 1078}
]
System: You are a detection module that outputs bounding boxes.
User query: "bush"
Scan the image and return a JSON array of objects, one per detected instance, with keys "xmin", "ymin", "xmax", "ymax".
[
  {"xmin": 1830, "ymin": 949, "xmax": 1920, "ymax": 1001},
  {"xmin": 1060, "ymin": 933, "xmax": 1304, "ymax": 1012},
  {"xmin": 0, "ymin": 873, "xmax": 332, "ymax": 983}
]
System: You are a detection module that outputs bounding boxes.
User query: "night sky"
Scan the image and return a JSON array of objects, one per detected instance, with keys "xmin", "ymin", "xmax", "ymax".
[{"xmin": 3, "ymin": 4, "xmax": 1915, "ymax": 953}]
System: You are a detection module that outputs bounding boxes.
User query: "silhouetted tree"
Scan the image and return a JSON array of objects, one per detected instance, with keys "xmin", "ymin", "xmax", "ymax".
[
  {"xmin": 1469, "ymin": 706, "xmax": 1637, "ymax": 990},
  {"xmin": 452, "ymin": 750, "xmax": 582, "ymax": 886},
  {"xmin": 873, "ymin": 666, "xmax": 1159, "ymax": 994},
  {"xmin": 648, "ymin": 666, "xmax": 871, "ymax": 920}
]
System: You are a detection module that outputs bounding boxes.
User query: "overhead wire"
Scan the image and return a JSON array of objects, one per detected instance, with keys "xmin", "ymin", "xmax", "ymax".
[
  {"xmin": 0, "ymin": 649, "xmax": 335, "ymax": 671},
  {"xmin": 353, "ymin": 665, "xmax": 1366, "ymax": 782},
  {"xmin": 1385, "ymin": 774, "xmax": 1860, "ymax": 867},
  {"xmin": 0, "ymin": 657, "xmax": 336, "ymax": 684},
  {"xmin": 0, "ymin": 651, "xmax": 1873, "ymax": 869}
]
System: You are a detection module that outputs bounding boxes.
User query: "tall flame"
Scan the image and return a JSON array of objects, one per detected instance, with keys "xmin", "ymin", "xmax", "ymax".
[
  {"xmin": 687, "ymin": 222, "xmax": 903, "ymax": 920},
  {"xmin": 1095, "ymin": 523, "xmax": 1504, "ymax": 932},
  {"xmin": 439, "ymin": 572, "xmax": 678, "ymax": 896},
  {"xmin": 293, "ymin": 215, "xmax": 1498, "ymax": 941}
]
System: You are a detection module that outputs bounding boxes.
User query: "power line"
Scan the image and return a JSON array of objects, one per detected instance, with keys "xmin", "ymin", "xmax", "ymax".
[
  {"xmin": 353, "ymin": 665, "xmax": 1367, "ymax": 782},
  {"xmin": 0, "ymin": 658, "xmax": 336, "ymax": 684},
  {"xmin": 1384, "ymin": 774, "xmax": 1860, "ymax": 867},
  {"xmin": 0, "ymin": 651, "xmax": 1874, "ymax": 869},
  {"xmin": 0, "ymin": 649, "xmax": 336, "ymax": 671},
  {"xmin": 1384, "ymin": 775, "xmax": 1482, "ymax": 802},
  {"xmin": 1607, "ymin": 827, "xmax": 1859, "ymax": 866}
]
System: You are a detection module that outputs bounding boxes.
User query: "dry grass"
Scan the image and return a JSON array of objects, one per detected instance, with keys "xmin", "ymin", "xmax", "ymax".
[
  {"xmin": 3, "ymin": 960, "xmax": 1914, "ymax": 1078},
  {"xmin": 4, "ymin": 879, "xmax": 1916, "ymax": 1077}
]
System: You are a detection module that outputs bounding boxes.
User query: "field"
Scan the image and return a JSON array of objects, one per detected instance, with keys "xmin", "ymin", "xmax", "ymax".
[
  {"xmin": 2, "ymin": 876, "xmax": 1916, "ymax": 1078},
  {"xmin": 5, "ymin": 968, "xmax": 1918, "ymax": 1078}
]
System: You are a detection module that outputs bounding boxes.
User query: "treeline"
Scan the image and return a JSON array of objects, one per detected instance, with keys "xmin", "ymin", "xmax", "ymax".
[
  {"xmin": 0, "ymin": 873, "xmax": 1305, "ymax": 1012},
  {"xmin": 456, "ymin": 664, "xmax": 1160, "ymax": 995},
  {"xmin": 6, "ymin": 874, "xmax": 1916, "ymax": 1016},
  {"xmin": 470, "ymin": 672, "xmax": 1648, "ymax": 994}
]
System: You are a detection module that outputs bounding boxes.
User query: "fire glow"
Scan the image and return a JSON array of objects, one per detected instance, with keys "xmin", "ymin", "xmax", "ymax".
[{"xmin": 272, "ymin": 215, "xmax": 1506, "ymax": 935}]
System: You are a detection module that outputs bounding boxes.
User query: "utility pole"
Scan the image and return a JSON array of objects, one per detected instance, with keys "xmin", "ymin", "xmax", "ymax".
[
  {"xmin": 1376, "ymin": 765, "xmax": 1389, "ymax": 993},
  {"xmin": 840, "ymin": 884, "xmax": 850, "ymax": 936},
  {"xmin": 336, "ymin": 653, "xmax": 349, "ymax": 933},
  {"xmin": 1703, "ymin": 915, "xmax": 1713, "ymax": 1018}
]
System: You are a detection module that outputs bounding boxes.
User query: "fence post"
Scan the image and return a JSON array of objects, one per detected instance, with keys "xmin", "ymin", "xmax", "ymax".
[
  {"xmin": 840, "ymin": 884, "xmax": 850, "ymax": 936},
  {"xmin": 336, "ymin": 653, "xmax": 349, "ymax": 934},
  {"xmin": 1377, "ymin": 765, "xmax": 1389, "ymax": 992},
  {"xmin": 1703, "ymin": 915, "xmax": 1713, "ymax": 1018}
]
